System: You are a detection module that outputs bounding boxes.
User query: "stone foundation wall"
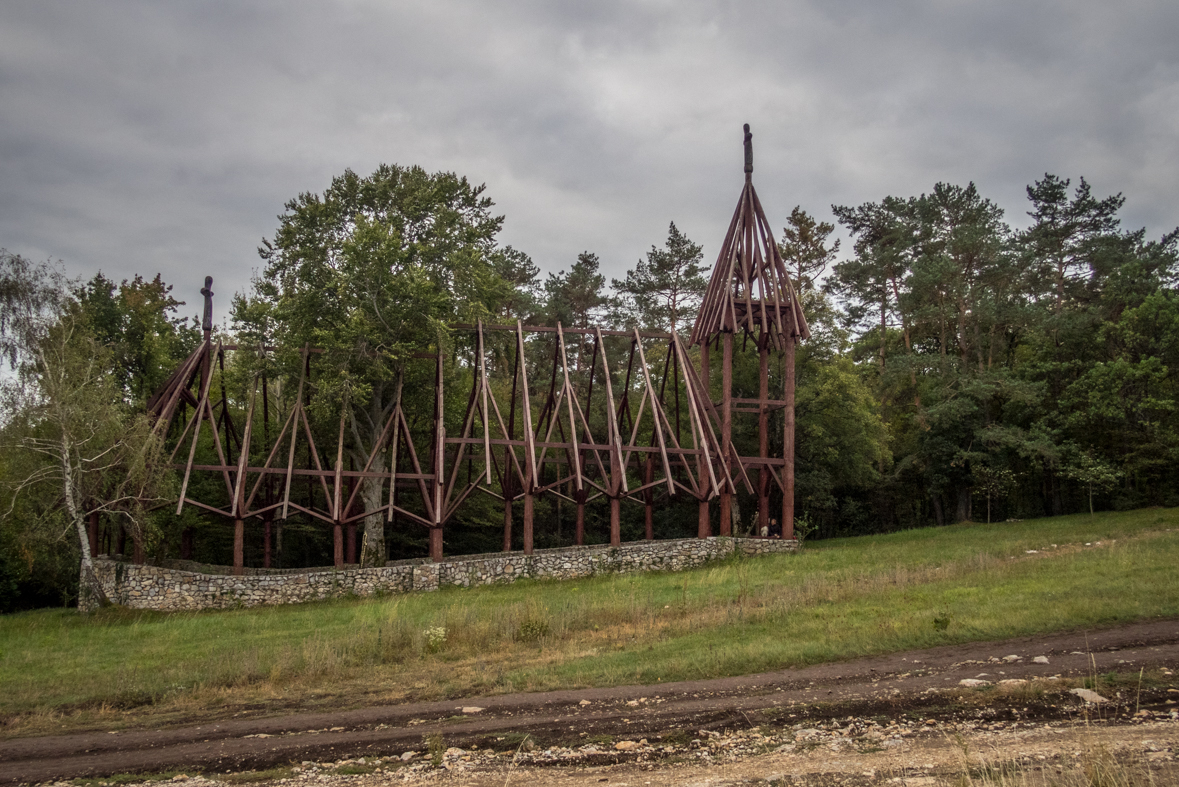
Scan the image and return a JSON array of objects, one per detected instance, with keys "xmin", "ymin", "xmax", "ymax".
[{"xmin": 89, "ymin": 537, "xmax": 798, "ymax": 612}]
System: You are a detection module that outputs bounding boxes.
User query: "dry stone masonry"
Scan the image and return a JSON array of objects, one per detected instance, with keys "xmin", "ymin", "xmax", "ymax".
[{"xmin": 89, "ymin": 537, "xmax": 797, "ymax": 612}]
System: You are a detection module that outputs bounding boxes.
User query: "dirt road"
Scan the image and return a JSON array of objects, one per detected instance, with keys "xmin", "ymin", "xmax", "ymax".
[{"xmin": 2, "ymin": 619, "xmax": 1177, "ymax": 785}]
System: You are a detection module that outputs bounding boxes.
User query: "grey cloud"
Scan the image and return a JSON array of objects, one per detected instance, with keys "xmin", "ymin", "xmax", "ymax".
[{"xmin": 1, "ymin": 0, "xmax": 1176, "ymax": 328}]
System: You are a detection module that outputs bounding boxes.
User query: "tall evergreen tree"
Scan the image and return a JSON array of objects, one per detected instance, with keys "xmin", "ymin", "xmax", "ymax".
[
  {"xmin": 611, "ymin": 222, "xmax": 707, "ymax": 333},
  {"xmin": 779, "ymin": 206, "xmax": 840, "ymax": 294},
  {"xmin": 545, "ymin": 251, "xmax": 608, "ymax": 329}
]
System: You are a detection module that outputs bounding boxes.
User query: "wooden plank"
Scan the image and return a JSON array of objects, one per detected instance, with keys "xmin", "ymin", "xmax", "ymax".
[
  {"xmin": 632, "ymin": 329, "xmax": 674, "ymax": 495},
  {"xmin": 281, "ymin": 345, "xmax": 309, "ymax": 520},
  {"xmin": 343, "ymin": 390, "xmax": 400, "ymax": 521},
  {"xmin": 181, "ymin": 497, "xmax": 231, "ymax": 518},
  {"xmin": 332, "ymin": 404, "xmax": 347, "ymax": 521},
  {"xmin": 478, "ymin": 321, "xmax": 492, "ymax": 482},
  {"xmin": 556, "ymin": 324, "xmax": 583, "ymax": 491},
  {"xmin": 484, "ymin": 377, "xmax": 526, "ymax": 486},
  {"xmin": 620, "ymin": 375, "xmax": 649, "ymax": 474},
  {"xmin": 678, "ymin": 347, "xmax": 739, "ymax": 497},
  {"xmin": 672, "ymin": 333, "xmax": 720, "ymax": 498},
  {"xmin": 203, "ymin": 366, "xmax": 236, "ymax": 499},
  {"xmin": 175, "ymin": 340, "xmax": 222, "ymax": 515},
  {"xmin": 284, "ymin": 501, "xmax": 338, "ymax": 526},
  {"xmin": 690, "ymin": 185, "xmax": 745, "ymax": 345},
  {"xmin": 594, "ymin": 327, "xmax": 627, "ymax": 495},
  {"xmin": 230, "ymin": 376, "xmax": 258, "ymax": 518},
  {"xmin": 299, "ymin": 403, "xmax": 333, "ymax": 506},
  {"xmin": 517, "ymin": 321, "xmax": 537, "ymax": 491},
  {"xmin": 534, "ymin": 385, "xmax": 565, "ymax": 479},
  {"xmin": 442, "ymin": 343, "xmax": 482, "ymax": 512},
  {"xmin": 243, "ymin": 404, "xmax": 297, "ymax": 513},
  {"xmin": 397, "ymin": 406, "xmax": 435, "ymax": 521},
  {"xmin": 183, "ymin": 464, "xmax": 439, "ymax": 478},
  {"xmin": 442, "ymin": 479, "xmax": 482, "ymax": 523},
  {"xmin": 752, "ymin": 193, "xmax": 788, "ymax": 347},
  {"xmin": 389, "ymin": 504, "xmax": 433, "ymax": 528},
  {"xmin": 431, "ymin": 348, "xmax": 445, "ymax": 525},
  {"xmin": 387, "ymin": 402, "xmax": 401, "ymax": 522},
  {"xmin": 452, "ymin": 323, "xmax": 672, "ymax": 339},
  {"xmin": 153, "ymin": 341, "xmax": 206, "ymax": 431}
]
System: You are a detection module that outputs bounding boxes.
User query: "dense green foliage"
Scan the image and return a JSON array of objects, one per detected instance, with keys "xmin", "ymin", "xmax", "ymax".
[{"xmin": 822, "ymin": 176, "xmax": 1179, "ymax": 535}]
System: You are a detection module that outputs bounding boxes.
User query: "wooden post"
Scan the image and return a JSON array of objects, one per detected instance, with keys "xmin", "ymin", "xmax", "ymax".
[
  {"xmin": 719, "ymin": 331, "xmax": 734, "ymax": 536},
  {"xmin": 502, "ymin": 473, "xmax": 514, "ymax": 552},
  {"xmin": 782, "ymin": 335, "xmax": 796, "ymax": 539},
  {"xmin": 575, "ymin": 491, "xmax": 586, "ymax": 546},
  {"xmin": 698, "ymin": 340, "xmax": 711, "ymax": 537},
  {"xmin": 333, "ymin": 402, "xmax": 346, "ymax": 569},
  {"xmin": 644, "ymin": 456, "xmax": 654, "ymax": 540},
  {"xmin": 503, "ymin": 340, "xmax": 519, "ymax": 553},
  {"xmin": 263, "ymin": 514, "xmax": 271, "ymax": 569},
  {"xmin": 522, "ymin": 491, "xmax": 534, "ymax": 554},
  {"xmin": 429, "ymin": 527, "xmax": 443, "ymax": 562},
  {"xmin": 233, "ymin": 518, "xmax": 244, "ymax": 575},
  {"xmin": 757, "ymin": 337, "xmax": 770, "ymax": 535},
  {"xmin": 610, "ymin": 496, "xmax": 621, "ymax": 546},
  {"xmin": 430, "ymin": 347, "xmax": 445, "ymax": 561},
  {"xmin": 517, "ymin": 321, "xmax": 535, "ymax": 556}
]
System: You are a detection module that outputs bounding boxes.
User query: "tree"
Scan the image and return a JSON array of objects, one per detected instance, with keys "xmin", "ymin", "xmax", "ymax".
[
  {"xmin": 972, "ymin": 464, "xmax": 1017, "ymax": 524},
  {"xmin": 1060, "ymin": 448, "xmax": 1122, "ymax": 515},
  {"xmin": 611, "ymin": 222, "xmax": 707, "ymax": 333},
  {"xmin": 545, "ymin": 251, "xmax": 608, "ymax": 329},
  {"xmin": 0, "ymin": 251, "xmax": 172, "ymax": 609},
  {"xmin": 246, "ymin": 164, "xmax": 532, "ymax": 566},
  {"xmin": 77, "ymin": 273, "xmax": 198, "ymax": 403},
  {"xmin": 1022, "ymin": 175, "xmax": 1125, "ymax": 314},
  {"xmin": 778, "ymin": 206, "xmax": 840, "ymax": 294}
]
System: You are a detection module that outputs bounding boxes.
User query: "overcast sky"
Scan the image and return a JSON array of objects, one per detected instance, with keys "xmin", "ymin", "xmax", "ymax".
[{"xmin": 2, "ymin": 1, "xmax": 1177, "ymax": 328}]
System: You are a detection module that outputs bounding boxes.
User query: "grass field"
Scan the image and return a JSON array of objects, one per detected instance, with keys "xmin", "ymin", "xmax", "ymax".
[{"xmin": 2, "ymin": 507, "xmax": 1177, "ymax": 736}]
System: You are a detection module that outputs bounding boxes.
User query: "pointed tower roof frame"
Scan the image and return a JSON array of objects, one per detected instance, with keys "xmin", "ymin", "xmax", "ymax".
[{"xmin": 689, "ymin": 124, "xmax": 809, "ymax": 349}]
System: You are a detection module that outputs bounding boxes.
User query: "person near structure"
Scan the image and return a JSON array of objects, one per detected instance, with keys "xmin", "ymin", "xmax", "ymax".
[{"xmin": 769, "ymin": 518, "xmax": 781, "ymax": 539}]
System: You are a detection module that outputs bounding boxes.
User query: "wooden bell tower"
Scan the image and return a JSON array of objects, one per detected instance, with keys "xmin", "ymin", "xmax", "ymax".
[{"xmin": 688, "ymin": 124, "xmax": 809, "ymax": 539}]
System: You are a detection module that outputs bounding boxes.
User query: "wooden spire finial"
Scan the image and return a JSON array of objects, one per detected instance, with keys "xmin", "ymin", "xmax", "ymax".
[
  {"xmin": 743, "ymin": 123, "xmax": 753, "ymax": 175},
  {"xmin": 200, "ymin": 276, "xmax": 214, "ymax": 335}
]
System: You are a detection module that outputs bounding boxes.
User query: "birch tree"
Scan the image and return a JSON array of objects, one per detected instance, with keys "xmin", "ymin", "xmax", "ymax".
[{"xmin": 0, "ymin": 252, "xmax": 172, "ymax": 609}]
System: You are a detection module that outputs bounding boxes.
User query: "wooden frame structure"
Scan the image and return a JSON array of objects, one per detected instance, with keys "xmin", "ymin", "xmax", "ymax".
[
  {"xmin": 688, "ymin": 122, "xmax": 810, "ymax": 540},
  {"xmin": 146, "ymin": 125, "xmax": 807, "ymax": 574}
]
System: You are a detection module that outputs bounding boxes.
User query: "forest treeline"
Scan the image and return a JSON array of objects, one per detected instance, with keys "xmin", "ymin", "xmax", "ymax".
[{"xmin": 1, "ymin": 164, "xmax": 1176, "ymax": 609}]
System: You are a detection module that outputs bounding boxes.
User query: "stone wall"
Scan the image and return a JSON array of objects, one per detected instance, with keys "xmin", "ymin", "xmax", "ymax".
[{"xmin": 88, "ymin": 537, "xmax": 798, "ymax": 612}]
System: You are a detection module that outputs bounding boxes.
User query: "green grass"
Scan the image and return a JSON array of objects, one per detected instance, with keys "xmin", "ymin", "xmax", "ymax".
[{"xmin": 1, "ymin": 508, "xmax": 1176, "ymax": 736}]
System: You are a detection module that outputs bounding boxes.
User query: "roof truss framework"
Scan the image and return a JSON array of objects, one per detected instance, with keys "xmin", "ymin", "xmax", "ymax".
[{"xmin": 148, "ymin": 321, "xmax": 769, "ymax": 564}]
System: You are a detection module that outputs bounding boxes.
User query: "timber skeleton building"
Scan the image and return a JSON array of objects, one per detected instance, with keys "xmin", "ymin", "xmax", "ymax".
[{"xmin": 132, "ymin": 125, "xmax": 808, "ymax": 574}]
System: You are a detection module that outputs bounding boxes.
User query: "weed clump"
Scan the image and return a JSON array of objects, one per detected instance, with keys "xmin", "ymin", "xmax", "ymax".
[
  {"xmin": 516, "ymin": 617, "xmax": 550, "ymax": 643},
  {"xmin": 423, "ymin": 626, "xmax": 447, "ymax": 654},
  {"xmin": 425, "ymin": 733, "xmax": 445, "ymax": 767}
]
